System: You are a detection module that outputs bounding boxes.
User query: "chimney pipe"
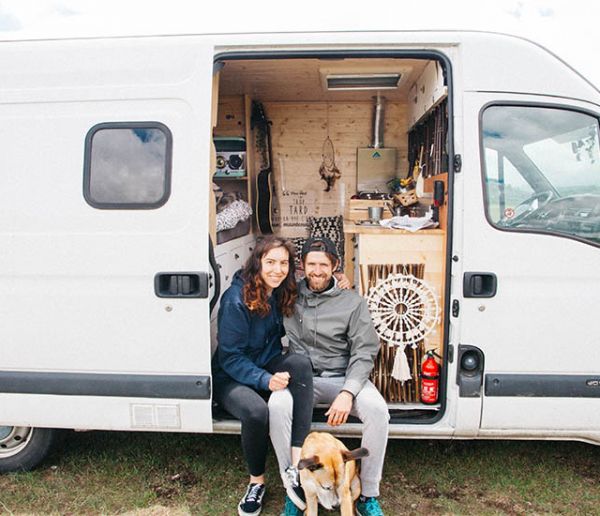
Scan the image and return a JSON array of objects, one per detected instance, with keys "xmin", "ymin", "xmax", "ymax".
[{"xmin": 371, "ymin": 93, "xmax": 386, "ymax": 149}]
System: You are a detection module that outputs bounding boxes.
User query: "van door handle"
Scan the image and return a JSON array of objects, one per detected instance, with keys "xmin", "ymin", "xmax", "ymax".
[
  {"xmin": 154, "ymin": 272, "xmax": 209, "ymax": 298},
  {"xmin": 463, "ymin": 272, "xmax": 497, "ymax": 298}
]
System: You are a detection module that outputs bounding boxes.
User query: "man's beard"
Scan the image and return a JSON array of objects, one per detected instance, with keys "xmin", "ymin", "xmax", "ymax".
[{"xmin": 307, "ymin": 274, "xmax": 331, "ymax": 292}]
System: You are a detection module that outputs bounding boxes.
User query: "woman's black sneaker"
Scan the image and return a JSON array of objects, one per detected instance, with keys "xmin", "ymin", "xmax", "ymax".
[{"xmin": 238, "ymin": 483, "xmax": 266, "ymax": 516}]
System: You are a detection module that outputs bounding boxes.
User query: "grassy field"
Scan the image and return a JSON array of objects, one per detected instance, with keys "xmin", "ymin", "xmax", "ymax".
[{"xmin": 1, "ymin": 430, "xmax": 599, "ymax": 515}]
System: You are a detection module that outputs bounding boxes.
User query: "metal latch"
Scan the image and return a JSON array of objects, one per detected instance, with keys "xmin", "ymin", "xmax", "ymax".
[
  {"xmin": 452, "ymin": 299, "xmax": 460, "ymax": 317},
  {"xmin": 453, "ymin": 154, "xmax": 462, "ymax": 173}
]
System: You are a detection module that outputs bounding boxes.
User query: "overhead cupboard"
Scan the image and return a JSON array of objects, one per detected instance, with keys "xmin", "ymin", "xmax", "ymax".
[{"xmin": 211, "ymin": 54, "xmax": 450, "ymax": 418}]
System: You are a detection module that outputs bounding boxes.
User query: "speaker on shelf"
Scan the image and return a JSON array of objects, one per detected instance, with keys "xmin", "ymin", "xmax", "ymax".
[{"xmin": 214, "ymin": 136, "xmax": 246, "ymax": 178}]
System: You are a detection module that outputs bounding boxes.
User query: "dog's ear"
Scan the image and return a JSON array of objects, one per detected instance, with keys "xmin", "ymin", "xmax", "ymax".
[
  {"xmin": 341, "ymin": 447, "xmax": 369, "ymax": 463},
  {"xmin": 298, "ymin": 455, "xmax": 323, "ymax": 472}
]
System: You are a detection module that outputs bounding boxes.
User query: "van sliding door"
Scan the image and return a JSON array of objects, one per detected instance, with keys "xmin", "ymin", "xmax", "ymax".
[{"xmin": 0, "ymin": 38, "xmax": 215, "ymax": 433}]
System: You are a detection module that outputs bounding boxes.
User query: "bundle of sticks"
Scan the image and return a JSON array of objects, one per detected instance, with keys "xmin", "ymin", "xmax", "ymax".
[
  {"xmin": 407, "ymin": 98, "xmax": 448, "ymax": 179},
  {"xmin": 364, "ymin": 263, "xmax": 426, "ymax": 403}
]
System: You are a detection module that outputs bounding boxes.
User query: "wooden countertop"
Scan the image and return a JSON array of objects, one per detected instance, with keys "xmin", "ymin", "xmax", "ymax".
[{"xmin": 343, "ymin": 220, "xmax": 444, "ymax": 235}]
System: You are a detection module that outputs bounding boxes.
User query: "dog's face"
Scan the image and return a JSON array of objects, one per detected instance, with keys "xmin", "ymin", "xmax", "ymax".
[{"xmin": 298, "ymin": 448, "xmax": 368, "ymax": 510}]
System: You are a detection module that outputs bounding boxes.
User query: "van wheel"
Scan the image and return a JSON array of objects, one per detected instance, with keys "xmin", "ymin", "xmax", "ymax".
[{"xmin": 0, "ymin": 426, "xmax": 60, "ymax": 473}]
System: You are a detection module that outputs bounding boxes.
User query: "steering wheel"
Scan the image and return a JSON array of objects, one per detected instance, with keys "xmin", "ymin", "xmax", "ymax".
[{"xmin": 499, "ymin": 191, "xmax": 555, "ymax": 226}]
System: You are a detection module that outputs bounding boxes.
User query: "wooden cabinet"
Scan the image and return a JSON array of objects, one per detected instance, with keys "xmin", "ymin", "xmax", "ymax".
[
  {"xmin": 213, "ymin": 95, "xmax": 255, "ymax": 244},
  {"xmin": 345, "ymin": 222, "xmax": 445, "ymax": 405}
]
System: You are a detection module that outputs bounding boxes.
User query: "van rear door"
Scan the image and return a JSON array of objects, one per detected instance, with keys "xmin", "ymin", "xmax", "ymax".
[{"xmin": 458, "ymin": 91, "xmax": 600, "ymax": 437}]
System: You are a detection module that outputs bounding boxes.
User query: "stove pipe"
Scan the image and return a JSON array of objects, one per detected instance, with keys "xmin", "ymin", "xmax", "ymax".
[{"xmin": 371, "ymin": 93, "xmax": 386, "ymax": 149}]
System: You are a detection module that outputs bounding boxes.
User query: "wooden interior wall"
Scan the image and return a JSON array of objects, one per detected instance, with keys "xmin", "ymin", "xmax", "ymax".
[
  {"xmin": 265, "ymin": 101, "xmax": 408, "ymax": 238},
  {"xmin": 214, "ymin": 95, "xmax": 245, "ymax": 138}
]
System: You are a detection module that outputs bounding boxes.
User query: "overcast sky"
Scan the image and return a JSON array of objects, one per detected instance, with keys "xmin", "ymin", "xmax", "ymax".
[{"xmin": 0, "ymin": 0, "xmax": 598, "ymax": 89}]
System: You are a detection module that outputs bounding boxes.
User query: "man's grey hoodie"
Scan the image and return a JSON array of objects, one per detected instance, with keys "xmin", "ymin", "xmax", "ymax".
[{"xmin": 284, "ymin": 278, "xmax": 380, "ymax": 397}]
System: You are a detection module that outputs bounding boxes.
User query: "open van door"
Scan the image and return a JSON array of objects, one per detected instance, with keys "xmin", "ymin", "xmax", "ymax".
[
  {"xmin": 0, "ymin": 38, "xmax": 216, "ymax": 443},
  {"xmin": 458, "ymin": 92, "xmax": 600, "ymax": 438}
]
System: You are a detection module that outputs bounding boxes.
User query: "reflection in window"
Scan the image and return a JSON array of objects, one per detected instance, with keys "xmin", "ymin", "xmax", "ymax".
[
  {"xmin": 482, "ymin": 105, "xmax": 600, "ymax": 245},
  {"xmin": 84, "ymin": 124, "xmax": 171, "ymax": 208},
  {"xmin": 484, "ymin": 149, "xmax": 534, "ymax": 221}
]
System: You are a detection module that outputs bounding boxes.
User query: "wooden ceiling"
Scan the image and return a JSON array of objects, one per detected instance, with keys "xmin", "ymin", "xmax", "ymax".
[{"xmin": 218, "ymin": 58, "xmax": 429, "ymax": 102}]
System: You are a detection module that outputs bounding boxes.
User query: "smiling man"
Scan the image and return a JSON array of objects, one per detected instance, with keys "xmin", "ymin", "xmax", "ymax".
[{"xmin": 269, "ymin": 237, "xmax": 389, "ymax": 516}]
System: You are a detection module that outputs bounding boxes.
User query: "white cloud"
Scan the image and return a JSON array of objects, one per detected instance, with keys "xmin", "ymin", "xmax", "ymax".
[
  {"xmin": 506, "ymin": 1, "xmax": 525, "ymax": 19},
  {"xmin": 0, "ymin": 14, "xmax": 20, "ymax": 31}
]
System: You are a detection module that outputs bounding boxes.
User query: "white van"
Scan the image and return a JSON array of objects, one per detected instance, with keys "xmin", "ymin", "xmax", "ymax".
[{"xmin": 1, "ymin": 30, "xmax": 600, "ymax": 473}]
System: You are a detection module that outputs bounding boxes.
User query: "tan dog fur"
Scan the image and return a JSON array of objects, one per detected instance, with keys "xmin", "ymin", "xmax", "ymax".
[{"xmin": 298, "ymin": 432, "xmax": 369, "ymax": 516}]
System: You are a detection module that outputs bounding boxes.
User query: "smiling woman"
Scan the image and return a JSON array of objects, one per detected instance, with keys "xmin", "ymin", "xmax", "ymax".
[{"xmin": 209, "ymin": 236, "xmax": 314, "ymax": 516}]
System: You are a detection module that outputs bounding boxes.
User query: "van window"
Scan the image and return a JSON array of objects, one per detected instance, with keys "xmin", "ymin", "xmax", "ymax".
[
  {"xmin": 481, "ymin": 105, "xmax": 600, "ymax": 245},
  {"xmin": 84, "ymin": 123, "xmax": 172, "ymax": 209}
]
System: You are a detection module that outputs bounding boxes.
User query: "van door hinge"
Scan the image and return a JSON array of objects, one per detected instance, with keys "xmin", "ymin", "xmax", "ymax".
[
  {"xmin": 452, "ymin": 299, "xmax": 460, "ymax": 317},
  {"xmin": 453, "ymin": 154, "xmax": 462, "ymax": 173}
]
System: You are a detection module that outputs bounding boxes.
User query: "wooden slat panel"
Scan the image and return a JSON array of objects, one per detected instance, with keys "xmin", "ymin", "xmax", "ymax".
[
  {"xmin": 355, "ymin": 233, "xmax": 445, "ymax": 356},
  {"xmin": 215, "ymin": 95, "xmax": 245, "ymax": 137},
  {"xmin": 358, "ymin": 233, "xmax": 444, "ymax": 260},
  {"xmin": 264, "ymin": 101, "xmax": 408, "ymax": 237}
]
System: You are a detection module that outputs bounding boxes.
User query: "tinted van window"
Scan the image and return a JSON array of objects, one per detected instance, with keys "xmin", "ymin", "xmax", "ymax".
[{"xmin": 84, "ymin": 123, "xmax": 172, "ymax": 209}]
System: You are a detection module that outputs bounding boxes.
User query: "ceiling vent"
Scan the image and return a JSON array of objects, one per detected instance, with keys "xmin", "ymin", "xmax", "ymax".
[{"xmin": 326, "ymin": 73, "xmax": 401, "ymax": 91}]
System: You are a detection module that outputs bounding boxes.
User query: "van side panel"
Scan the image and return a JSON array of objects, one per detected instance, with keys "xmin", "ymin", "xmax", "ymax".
[{"xmin": 0, "ymin": 38, "xmax": 216, "ymax": 432}]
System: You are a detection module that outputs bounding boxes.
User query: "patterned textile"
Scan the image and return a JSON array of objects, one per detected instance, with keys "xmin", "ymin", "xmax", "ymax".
[
  {"xmin": 307, "ymin": 215, "xmax": 345, "ymax": 271},
  {"xmin": 289, "ymin": 237, "xmax": 307, "ymax": 271},
  {"xmin": 216, "ymin": 199, "xmax": 253, "ymax": 232}
]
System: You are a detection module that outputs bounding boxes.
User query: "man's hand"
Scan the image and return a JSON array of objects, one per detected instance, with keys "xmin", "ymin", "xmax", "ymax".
[
  {"xmin": 334, "ymin": 272, "xmax": 351, "ymax": 290},
  {"xmin": 268, "ymin": 371, "xmax": 290, "ymax": 391},
  {"xmin": 325, "ymin": 391, "xmax": 354, "ymax": 426}
]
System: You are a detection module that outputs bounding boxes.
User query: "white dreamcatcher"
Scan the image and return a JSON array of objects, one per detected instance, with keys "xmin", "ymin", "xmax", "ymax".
[{"xmin": 367, "ymin": 273, "xmax": 440, "ymax": 383}]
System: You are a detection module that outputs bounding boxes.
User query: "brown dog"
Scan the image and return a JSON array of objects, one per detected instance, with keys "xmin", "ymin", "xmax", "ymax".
[{"xmin": 298, "ymin": 432, "xmax": 369, "ymax": 516}]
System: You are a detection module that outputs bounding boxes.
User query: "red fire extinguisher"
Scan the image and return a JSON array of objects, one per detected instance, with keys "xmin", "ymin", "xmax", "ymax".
[{"xmin": 421, "ymin": 351, "xmax": 440, "ymax": 404}]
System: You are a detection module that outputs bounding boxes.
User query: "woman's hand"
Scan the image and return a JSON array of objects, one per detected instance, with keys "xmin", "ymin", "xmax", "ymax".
[
  {"xmin": 334, "ymin": 272, "xmax": 351, "ymax": 290},
  {"xmin": 269, "ymin": 371, "xmax": 290, "ymax": 391}
]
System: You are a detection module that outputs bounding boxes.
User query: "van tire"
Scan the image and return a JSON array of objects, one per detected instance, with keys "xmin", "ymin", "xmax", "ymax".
[{"xmin": 0, "ymin": 427, "xmax": 62, "ymax": 473}]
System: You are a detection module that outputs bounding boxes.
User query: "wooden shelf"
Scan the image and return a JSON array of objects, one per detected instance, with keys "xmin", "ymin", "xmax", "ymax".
[
  {"xmin": 213, "ymin": 176, "xmax": 248, "ymax": 181},
  {"xmin": 344, "ymin": 220, "xmax": 443, "ymax": 235}
]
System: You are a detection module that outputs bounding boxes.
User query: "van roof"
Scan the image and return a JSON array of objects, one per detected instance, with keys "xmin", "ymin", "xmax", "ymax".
[{"xmin": 0, "ymin": 30, "xmax": 598, "ymax": 102}]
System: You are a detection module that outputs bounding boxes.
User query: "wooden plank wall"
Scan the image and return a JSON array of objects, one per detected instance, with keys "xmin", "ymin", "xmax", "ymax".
[
  {"xmin": 214, "ymin": 95, "xmax": 246, "ymax": 137},
  {"xmin": 265, "ymin": 101, "xmax": 408, "ymax": 238},
  {"xmin": 213, "ymin": 96, "xmax": 410, "ymax": 238}
]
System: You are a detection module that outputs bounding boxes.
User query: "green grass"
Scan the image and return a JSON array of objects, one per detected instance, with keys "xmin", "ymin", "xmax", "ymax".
[{"xmin": 1, "ymin": 432, "xmax": 599, "ymax": 515}]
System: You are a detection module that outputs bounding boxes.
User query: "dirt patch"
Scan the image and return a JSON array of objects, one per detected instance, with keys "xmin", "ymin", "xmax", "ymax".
[{"xmin": 121, "ymin": 505, "xmax": 190, "ymax": 516}]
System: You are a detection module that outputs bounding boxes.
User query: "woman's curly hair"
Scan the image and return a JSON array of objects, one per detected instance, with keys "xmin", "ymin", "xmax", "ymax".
[{"xmin": 242, "ymin": 236, "xmax": 297, "ymax": 318}]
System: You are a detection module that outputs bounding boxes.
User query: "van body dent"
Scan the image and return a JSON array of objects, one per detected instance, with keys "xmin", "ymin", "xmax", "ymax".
[{"xmin": 1, "ymin": 30, "xmax": 600, "ymax": 472}]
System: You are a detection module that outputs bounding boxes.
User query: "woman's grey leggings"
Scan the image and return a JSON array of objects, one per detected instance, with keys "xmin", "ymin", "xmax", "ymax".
[{"xmin": 212, "ymin": 353, "xmax": 313, "ymax": 476}]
